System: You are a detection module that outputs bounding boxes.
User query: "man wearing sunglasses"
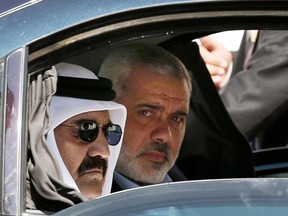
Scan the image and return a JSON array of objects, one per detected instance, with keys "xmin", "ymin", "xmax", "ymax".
[
  {"xmin": 27, "ymin": 63, "xmax": 126, "ymax": 211},
  {"xmin": 98, "ymin": 43, "xmax": 191, "ymax": 191}
]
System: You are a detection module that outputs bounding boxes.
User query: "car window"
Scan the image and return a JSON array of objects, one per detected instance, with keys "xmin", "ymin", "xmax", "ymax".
[
  {"xmin": 26, "ymin": 25, "xmax": 288, "ymax": 216},
  {"xmin": 27, "ymin": 30, "xmax": 287, "ymax": 215}
]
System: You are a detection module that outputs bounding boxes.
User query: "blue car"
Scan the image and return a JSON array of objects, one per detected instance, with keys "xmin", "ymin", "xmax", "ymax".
[{"xmin": 1, "ymin": 0, "xmax": 288, "ymax": 215}]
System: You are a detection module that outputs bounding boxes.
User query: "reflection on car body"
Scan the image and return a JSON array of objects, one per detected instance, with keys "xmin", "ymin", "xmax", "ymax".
[
  {"xmin": 1, "ymin": 0, "xmax": 288, "ymax": 215},
  {"xmin": 54, "ymin": 179, "xmax": 288, "ymax": 216}
]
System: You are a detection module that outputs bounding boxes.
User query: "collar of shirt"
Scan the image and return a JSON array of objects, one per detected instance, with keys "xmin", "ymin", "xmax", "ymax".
[{"xmin": 113, "ymin": 171, "xmax": 172, "ymax": 190}]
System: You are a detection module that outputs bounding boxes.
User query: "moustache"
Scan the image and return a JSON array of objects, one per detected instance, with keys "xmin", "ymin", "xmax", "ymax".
[
  {"xmin": 145, "ymin": 142, "xmax": 171, "ymax": 160},
  {"xmin": 78, "ymin": 156, "xmax": 107, "ymax": 177}
]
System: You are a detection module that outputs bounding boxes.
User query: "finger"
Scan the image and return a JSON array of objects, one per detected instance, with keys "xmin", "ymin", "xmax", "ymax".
[
  {"xmin": 199, "ymin": 36, "xmax": 218, "ymax": 50},
  {"xmin": 211, "ymin": 75, "xmax": 225, "ymax": 89},
  {"xmin": 199, "ymin": 45, "xmax": 229, "ymax": 69},
  {"xmin": 200, "ymin": 36, "xmax": 232, "ymax": 67},
  {"xmin": 199, "ymin": 46, "xmax": 219, "ymax": 65},
  {"xmin": 206, "ymin": 64, "xmax": 226, "ymax": 76}
]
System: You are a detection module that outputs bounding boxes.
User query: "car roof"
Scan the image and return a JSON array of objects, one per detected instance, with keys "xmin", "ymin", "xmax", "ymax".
[
  {"xmin": 0, "ymin": 0, "xmax": 201, "ymax": 57},
  {"xmin": 2, "ymin": 0, "xmax": 288, "ymax": 58}
]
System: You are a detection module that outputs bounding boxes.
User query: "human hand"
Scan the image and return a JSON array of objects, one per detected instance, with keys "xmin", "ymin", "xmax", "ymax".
[{"xmin": 199, "ymin": 36, "xmax": 232, "ymax": 89}]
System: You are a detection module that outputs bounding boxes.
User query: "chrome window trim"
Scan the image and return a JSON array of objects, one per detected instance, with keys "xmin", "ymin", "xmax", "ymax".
[
  {"xmin": 28, "ymin": 10, "xmax": 288, "ymax": 62},
  {"xmin": 0, "ymin": 58, "xmax": 4, "ymax": 214},
  {"xmin": 2, "ymin": 47, "xmax": 28, "ymax": 215}
]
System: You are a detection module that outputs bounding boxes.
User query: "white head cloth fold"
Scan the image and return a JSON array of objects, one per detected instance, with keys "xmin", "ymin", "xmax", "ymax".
[{"xmin": 47, "ymin": 62, "xmax": 126, "ymax": 197}]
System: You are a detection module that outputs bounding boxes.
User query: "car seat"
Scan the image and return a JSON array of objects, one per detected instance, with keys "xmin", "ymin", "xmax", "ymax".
[{"xmin": 161, "ymin": 37, "xmax": 255, "ymax": 180}]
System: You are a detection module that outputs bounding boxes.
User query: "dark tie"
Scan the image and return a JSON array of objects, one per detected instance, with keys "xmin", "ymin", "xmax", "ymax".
[{"xmin": 243, "ymin": 30, "xmax": 258, "ymax": 70}]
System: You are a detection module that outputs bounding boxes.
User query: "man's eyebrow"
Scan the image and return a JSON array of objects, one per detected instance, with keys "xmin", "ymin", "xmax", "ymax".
[
  {"xmin": 73, "ymin": 118, "xmax": 112, "ymax": 126},
  {"xmin": 73, "ymin": 118, "xmax": 96, "ymax": 125},
  {"xmin": 136, "ymin": 103, "xmax": 162, "ymax": 110},
  {"xmin": 136, "ymin": 103, "xmax": 188, "ymax": 116},
  {"xmin": 174, "ymin": 111, "xmax": 188, "ymax": 117}
]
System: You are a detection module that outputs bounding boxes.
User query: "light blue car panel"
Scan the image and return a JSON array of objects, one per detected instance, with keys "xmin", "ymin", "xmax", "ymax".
[{"xmin": 0, "ymin": 0, "xmax": 199, "ymax": 57}]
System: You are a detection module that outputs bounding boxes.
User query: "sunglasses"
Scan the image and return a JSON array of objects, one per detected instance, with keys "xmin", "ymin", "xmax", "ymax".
[{"xmin": 60, "ymin": 120, "xmax": 122, "ymax": 146}]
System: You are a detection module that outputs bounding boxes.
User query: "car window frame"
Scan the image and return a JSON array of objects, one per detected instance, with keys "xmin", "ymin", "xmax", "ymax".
[
  {"xmin": 1, "ymin": 47, "xmax": 28, "ymax": 215},
  {"xmin": 26, "ymin": 6, "xmax": 288, "ymax": 215},
  {"xmin": 28, "ymin": 1, "xmax": 288, "ymax": 72}
]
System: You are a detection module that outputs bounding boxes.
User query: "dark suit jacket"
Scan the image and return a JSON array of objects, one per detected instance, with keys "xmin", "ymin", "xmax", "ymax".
[
  {"xmin": 111, "ymin": 179, "xmax": 122, "ymax": 193},
  {"xmin": 221, "ymin": 30, "xmax": 288, "ymax": 147},
  {"xmin": 111, "ymin": 165, "xmax": 187, "ymax": 193}
]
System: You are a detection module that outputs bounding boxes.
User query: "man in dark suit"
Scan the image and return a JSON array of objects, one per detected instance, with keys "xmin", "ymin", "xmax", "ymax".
[
  {"xmin": 98, "ymin": 43, "xmax": 191, "ymax": 191},
  {"xmin": 200, "ymin": 30, "xmax": 288, "ymax": 149}
]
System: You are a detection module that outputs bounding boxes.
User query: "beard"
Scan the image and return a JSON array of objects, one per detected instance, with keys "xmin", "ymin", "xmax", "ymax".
[{"xmin": 116, "ymin": 141, "xmax": 176, "ymax": 185}]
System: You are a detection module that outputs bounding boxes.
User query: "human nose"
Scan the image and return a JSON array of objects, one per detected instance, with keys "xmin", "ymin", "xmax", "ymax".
[
  {"xmin": 151, "ymin": 118, "xmax": 172, "ymax": 144},
  {"xmin": 87, "ymin": 130, "xmax": 110, "ymax": 158}
]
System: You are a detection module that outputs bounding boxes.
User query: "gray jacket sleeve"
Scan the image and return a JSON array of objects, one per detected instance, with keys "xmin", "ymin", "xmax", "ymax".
[{"xmin": 221, "ymin": 30, "xmax": 288, "ymax": 139}]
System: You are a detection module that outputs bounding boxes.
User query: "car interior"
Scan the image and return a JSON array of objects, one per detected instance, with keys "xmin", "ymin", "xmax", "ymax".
[
  {"xmin": 28, "ymin": 35, "xmax": 255, "ymax": 181},
  {"xmin": 28, "ymin": 11, "xmax": 288, "ymax": 184},
  {"xmin": 26, "ymin": 7, "xmax": 288, "ymax": 180}
]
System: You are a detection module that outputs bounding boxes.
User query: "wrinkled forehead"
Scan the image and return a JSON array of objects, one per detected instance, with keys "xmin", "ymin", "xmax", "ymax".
[
  {"xmin": 124, "ymin": 71, "xmax": 190, "ymax": 111},
  {"xmin": 149, "ymin": 92, "xmax": 189, "ymax": 110}
]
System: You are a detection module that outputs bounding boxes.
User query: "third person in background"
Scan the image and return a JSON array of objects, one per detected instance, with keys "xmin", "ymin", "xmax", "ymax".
[{"xmin": 200, "ymin": 30, "xmax": 288, "ymax": 149}]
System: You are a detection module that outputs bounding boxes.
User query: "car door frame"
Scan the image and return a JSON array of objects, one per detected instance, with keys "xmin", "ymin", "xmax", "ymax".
[{"xmin": 0, "ymin": 47, "xmax": 28, "ymax": 215}]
